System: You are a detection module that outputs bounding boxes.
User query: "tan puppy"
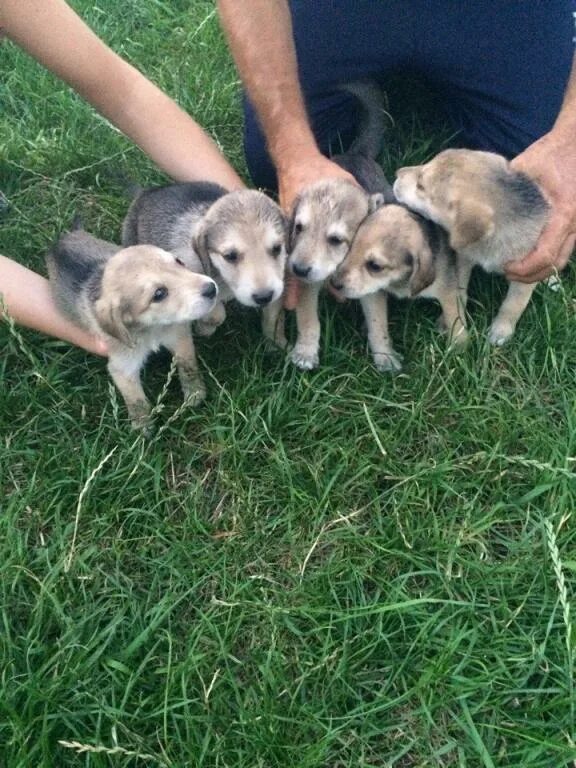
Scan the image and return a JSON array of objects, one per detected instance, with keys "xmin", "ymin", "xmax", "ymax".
[
  {"xmin": 393, "ymin": 149, "xmax": 549, "ymax": 345},
  {"xmin": 47, "ymin": 226, "xmax": 218, "ymax": 432},
  {"xmin": 288, "ymin": 176, "xmax": 391, "ymax": 370},
  {"xmin": 332, "ymin": 204, "xmax": 467, "ymax": 371},
  {"xmin": 285, "ymin": 80, "xmax": 396, "ymax": 370}
]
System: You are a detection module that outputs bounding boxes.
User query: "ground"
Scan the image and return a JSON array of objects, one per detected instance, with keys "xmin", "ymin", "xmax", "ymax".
[{"xmin": 0, "ymin": 2, "xmax": 575, "ymax": 766}]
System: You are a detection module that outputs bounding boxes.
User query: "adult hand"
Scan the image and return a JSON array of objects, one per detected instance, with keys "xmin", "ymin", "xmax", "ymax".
[
  {"xmin": 506, "ymin": 131, "xmax": 576, "ymax": 283},
  {"xmin": 277, "ymin": 151, "xmax": 357, "ymax": 212},
  {"xmin": 279, "ymin": 153, "xmax": 357, "ymax": 309}
]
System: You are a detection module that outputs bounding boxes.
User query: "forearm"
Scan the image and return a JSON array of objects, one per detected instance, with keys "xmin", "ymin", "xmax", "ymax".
[
  {"xmin": 0, "ymin": 255, "xmax": 106, "ymax": 355},
  {"xmin": 217, "ymin": 0, "xmax": 320, "ymax": 172},
  {"xmin": 1, "ymin": 0, "xmax": 243, "ymax": 189},
  {"xmin": 552, "ymin": 53, "xmax": 576, "ymax": 138},
  {"xmin": 91, "ymin": 74, "xmax": 245, "ymax": 188}
]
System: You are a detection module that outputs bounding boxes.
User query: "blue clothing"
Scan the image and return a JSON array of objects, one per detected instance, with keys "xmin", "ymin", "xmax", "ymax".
[{"xmin": 243, "ymin": 1, "xmax": 575, "ymax": 190}]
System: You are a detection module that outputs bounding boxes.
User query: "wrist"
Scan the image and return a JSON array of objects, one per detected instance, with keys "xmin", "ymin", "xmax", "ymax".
[
  {"xmin": 273, "ymin": 139, "xmax": 323, "ymax": 175},
  {"xmin": 548, "ymin": 119, "xmax": 576, "ymax": 148}
]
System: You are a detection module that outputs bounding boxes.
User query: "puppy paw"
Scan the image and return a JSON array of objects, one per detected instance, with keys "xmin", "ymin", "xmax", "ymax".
[
  {"xmin": 195, "ymin": 301, "xmax": 226, "ymax": 337},
  {"xmin": 263, "ymin": 333, "xmax": 289, "ymax": 354},
  {"xmin": 194, "ymin": 319, "xmax": 219, "ymax": 337},
  {"xmin": 448, "ymin": 326, "xmax": 470, "ymax": 350},
  {"xmin": 436, "ymin": 315, "xmax": 448, "ymax": 333},
  {"xmin": 271, "ymin": 329, "xmax": 289, "ymax": 350},
  {"xmin": 488, "ymin": 320, "xmax": 514, "ymax": 347},
  {"xmin": 373, "ymin": 351, "xmax": 403, "ymax": 373},
  {"xmin": 131, "ymin": 417, "xmax": 154, "ymax": 435},
  {"xmin": 128, "ymin": 401, "xmax": 153, "ymax": 434},
  {"xmin": 139, "ymin": 421, "xmax": 156, "ymax": 439},
  {"xmin": 290, "ymin": 345, "xmax": 319, "ymax": 370},
  {"xmin": 182, "ymin": 377, "xmax": 207, "ymax": 407},
  {"xmin": 262, "ymin": 304, "xmax": 287, "ymax": 350},
  {"xmin": 262, "ymin": 322, "xmax": 289, "ymax": 351}
]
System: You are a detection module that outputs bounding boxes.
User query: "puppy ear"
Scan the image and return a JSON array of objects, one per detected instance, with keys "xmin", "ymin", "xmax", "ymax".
[
  {"xmin": 94, "ymin": 297, "xmax": 134, "ymax": 346},
  {"xmin": 286, "ymin": 197, "xmax": 301, "ymax": 254},
  {"xmin": 368, "ymin": 193, "xmax": 385, "ymax": 214},
  {"xmin": 408, "ymin": 245, "xmax": 436, "ymax": 296},
  {"xmin": 192, "ymin": 222, "xmax": 211, "ymax": 273},
  {"xmin": 449, "ymin": 199, "xmax": 495, "ymax": 251}
]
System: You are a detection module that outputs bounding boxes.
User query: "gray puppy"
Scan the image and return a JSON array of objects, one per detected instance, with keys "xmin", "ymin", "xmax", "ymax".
[
  {"xmin": 122, "ymin": 182, "xmax": 288, "ymax": 346},
  {"xmin": 47, "ymin": 223, "xmax": 218, "ymax": 431}
]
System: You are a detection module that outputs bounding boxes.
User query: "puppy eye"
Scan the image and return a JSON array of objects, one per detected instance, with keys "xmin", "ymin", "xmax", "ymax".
[
  {"xmin": 293, "ymin": 222, "xmax": 304, "ymax": 236},
  {"xmin": 174, "ymin": 257, "xmax": 186, "ymax": 267},
  {"xmin": 416, "ymin": 177, "xmax": 425, "ymax": 192},
  {"xmin": 327, "ymin": 234, "xmax": 345, "ymax": 247},
  {"xmin": 270, "ymin": 243, "xmax": 282, "ymax": 258},
  {"xmin": 365, "ymin": 260, "xmax": 383, "ymax": 274},
  {"xmin": 152, "ymin": 286, "xmax": 169, "ymax": 302},
  {"xmin": 222, "ymin": 249, "xmax": 239, "ymax": 263}
]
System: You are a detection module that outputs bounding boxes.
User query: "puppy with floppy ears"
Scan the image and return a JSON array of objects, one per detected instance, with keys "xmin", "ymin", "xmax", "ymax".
[
  {"xmin": 393, "ymin": 148, "xmax": 550, "ymax": 345},
  {"xmin": 287, "ymin": 81, "xmax": 396, "ymax": 370},
  {"xmin": 47, "ymin": 223, "xmax": 218, "ymax": 432},
  {"xmin": 332, "ymin": 204, "xmax": 468, "ymax": 372},
  {"xmin": 122, "ymin": 182, "xmax": 288, "ymax": 347}
]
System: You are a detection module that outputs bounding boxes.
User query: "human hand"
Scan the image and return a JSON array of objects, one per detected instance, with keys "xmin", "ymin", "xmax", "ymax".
[
  {"xmin": 506, "ymin": 131, "xmax": 576, "ymax": 283},
  {"xmin": 277, "ymin": 151, "xmax": 357, "ymax": 212},
  {"xmin": 93, "ymin": 337, "xmax": 109, "ymax": 356}
]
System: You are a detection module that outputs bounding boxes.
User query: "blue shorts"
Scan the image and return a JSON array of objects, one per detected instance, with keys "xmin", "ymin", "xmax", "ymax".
[{"xmin": 243, "ymin": 1, "xmax": 575, "ymax": 190}]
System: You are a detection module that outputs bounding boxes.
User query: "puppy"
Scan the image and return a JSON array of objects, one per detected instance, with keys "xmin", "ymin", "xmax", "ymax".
[
  {"xmin": 47, "ymin": 224, "xmax": 218, "ymax": 431},
  {"xmin": 122, "ymin": 182, "xmax": 287, "ymax": 347},
  {"xmin": 287, "ymin": 81, "xmax": 395, "ymax": 370},
  {"xmin": 393, "ymin": 148, "xmax": 550, "ymax": 345},
  {"xmin": 332, "ymin": 204, "xmax": 467, "ymax": 371}
]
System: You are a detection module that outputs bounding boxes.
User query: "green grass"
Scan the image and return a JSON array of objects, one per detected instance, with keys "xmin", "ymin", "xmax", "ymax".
[{"xmin": 1, "ymin": 2, "xmax": 575, "ymax": 766}]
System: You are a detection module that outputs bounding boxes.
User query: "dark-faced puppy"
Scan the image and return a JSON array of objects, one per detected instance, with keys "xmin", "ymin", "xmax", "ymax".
[
  {"xmin": 332, "ymin": 204, "xmax": 468, "ymax": 371},
  {"xmin": 394, "ymin": 149, "xmax": 549, "ymax": 345},
  {"xmin": 47, "ymin": 225, "xmax": 218, "ymax": 431},
  {"xmin": 122, "ymin": 182, "xmax": 288, "ymax": 347}
]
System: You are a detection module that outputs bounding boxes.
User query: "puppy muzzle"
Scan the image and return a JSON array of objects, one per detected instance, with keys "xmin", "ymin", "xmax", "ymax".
[
  {"xmin": 291, "ymin": 262, "xmax": 312, "ymax": 280},
  {"xmin": 201, "ymin": 281, "xmax": 218, "ymax": 300}
]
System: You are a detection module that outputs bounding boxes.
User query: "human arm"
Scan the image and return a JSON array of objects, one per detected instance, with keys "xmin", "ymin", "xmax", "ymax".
[
  {"xmin": 506, "ymin": 54, "xmax": 576, "ymax": 283},
  {"xmin": 0, "ymin": 255, "xmax": 107, "ymax": 355},
  {"xmin": 0, "ymin": 0, "xmax": 246, "ymax": 352},
  {"xmin": 217, "ymin": 0, "xmax": 354, "ymax": 309},
  {"xmin": 216, "ymin": 0, "xmax": 353, "ymax": 211},
  {"xmin": 0, "ymin": 0, "xmax": 244, "ymax": 190}
]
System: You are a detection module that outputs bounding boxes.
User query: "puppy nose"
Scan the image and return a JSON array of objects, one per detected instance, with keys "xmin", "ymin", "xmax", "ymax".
[
  {"xmin": 252, "ymin": 289, "xmax": 274, "ymax": 306},
  {"xmin": 202, "ymin": 281, "xmax": 217, "ymax": 300},
  {"xmin": 292, "ymin": 263, "xmax": 311, "ymax": 279},
  {"xmin": 330, "ymin": 278, "xmax": 344, "ymax": 292}
]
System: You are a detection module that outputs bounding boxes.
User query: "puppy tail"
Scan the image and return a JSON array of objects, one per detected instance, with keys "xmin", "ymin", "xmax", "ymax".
[
  {"xmin": 104, "ymin": 167, "xmax": 143, "ymax": 199},
  {"xmin": 70, "ymin": 213, "xmax": 85, "ymax": 231},
  {"xmin": 340, "ymin": 80, "xmax": 390, "ymax": 160}
]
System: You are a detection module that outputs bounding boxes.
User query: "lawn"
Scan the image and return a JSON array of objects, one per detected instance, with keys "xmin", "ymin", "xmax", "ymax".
[{"xmin": 1, "ymin": 2, "xmax": 575, "ymax": 766}]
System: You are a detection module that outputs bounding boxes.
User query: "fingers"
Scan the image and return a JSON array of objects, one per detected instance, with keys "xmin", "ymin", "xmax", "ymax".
[
  {"xmin": 278, "ymin": 156, "xmax": 357, "ymax": 212},
  {"xmin": 326, "ymin": 282, "xmax": 348, "ymax": 303},
  {"xmin": 505, "ymin": 216, "xmax": 575, "ymax": 282},
  {"xmin": 283, "ymin": 274, "xmax": 301, "ymax": 310},
  {"xmin": 95, "ymin": 338, "xmax": 109, "ymax": 356}
]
